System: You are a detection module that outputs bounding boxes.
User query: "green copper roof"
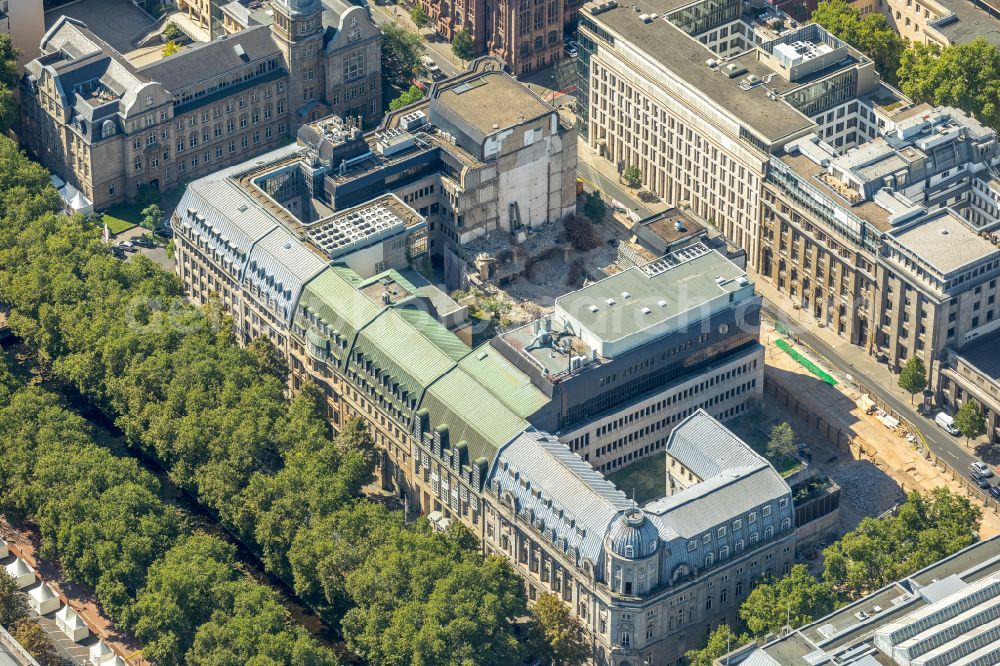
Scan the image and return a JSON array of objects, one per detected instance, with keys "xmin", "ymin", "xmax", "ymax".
[
  {"xmin": 421, "ymin": 366, "xmax": 529, "ymax": 463},
  {"xmin": 352, "ymin": 307, "xmax": 470, "ymax": 400},
  {"xmin": 457, "ymin": 344, "xmax": 548, "ymax": 419},
  {"xmin": 297, "ymin": 267, "xmax": 381, "ymax": 361}
]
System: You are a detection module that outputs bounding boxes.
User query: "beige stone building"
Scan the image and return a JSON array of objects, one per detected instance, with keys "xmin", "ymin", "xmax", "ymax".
[
  {"xmin": 850, "ymin": 0, "xmax": 1000, "ymax": 49},
  {"xmin": 18, "ymin": 0, "xmax": 381, "ymax": 210},
  {"xmin": 760, "ymin": 107, "xmax": 1000, "ymax": 371}
]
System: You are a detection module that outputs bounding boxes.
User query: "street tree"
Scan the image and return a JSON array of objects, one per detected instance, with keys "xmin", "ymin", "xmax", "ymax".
[
  {"xmin": 740, "ymin": 565, "xmax": 837, "ymax": 635},
  {"xmin": 823, "ymin": 488, "xmax": 980, "ymax": 597},
  {"xmin": 140, "ymin": 203, "xmax": 163, "ymax": 231},
  {"xmin": 767, "ymin": 421, "xmax": 797, "ymax": 460},
  {"xmin": 583, "ymin": 191, "xmax": 606, "ymax": 224},
  {"xmin": 13, "ymin": 620, "xmax": 59, "ymax": 666},
  {"xmin": 381, "ymin": 24, "xmax": 425, "ymax": 91},
  {"xmin": 686, "ymin": 624, "xmax": 752, "ymax": 666},
  {"xmin": 622, "ymin": 165, "xmax": 642, "ymax": 189},
  {"xmin": 410, "ymin": 6, "xmax": 429, "ymax": 28},
  {"xmin": 389, "ymin": 85, "xmax": 426, "ymax": 111},
  {"xmin": 531, "ymin": 593, "xmax": 591, "ymax": 666},
  {"xmin": 452, "ymin": 28, "xmax": 476, "ymax": 62},
  {"xmin": 954, "ymin": 399, "xmax": 986, "ymax": 444},
  {"xmin": 898, "ymin": 356, "xmax": 928, "ymax": 405},
  {"xmin": 0, "ymin": 572, "xmax": 28, "ymax": 629},
  {"xmin": 897, "ymin": 38, "xmax": 1000, "ymax": 129}
]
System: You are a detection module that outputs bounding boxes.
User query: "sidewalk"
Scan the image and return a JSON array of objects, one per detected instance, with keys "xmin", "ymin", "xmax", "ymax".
[
  {"xmin": 1, "ymin": 519, "xmax": 148, "ymax": 666},
  {"xmin": 749, "ymin": 268, "xmax": 989, "ymax": 452},
  {"xmin": 762, "ymin": 321, "xmax": 1000, "ymax": 539},
  {"xmin": 576, "ymin": 144, "xmax": 670, "ymax": 219}
]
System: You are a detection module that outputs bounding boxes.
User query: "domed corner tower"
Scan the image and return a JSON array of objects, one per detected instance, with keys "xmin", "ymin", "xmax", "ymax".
[
  {"xmin": 604, "ymin": 507, "xmax": 661, "ymax": 596},
  {"xmin": 271, "ymin": 0, "xmax": 324, "ymax": 124}
]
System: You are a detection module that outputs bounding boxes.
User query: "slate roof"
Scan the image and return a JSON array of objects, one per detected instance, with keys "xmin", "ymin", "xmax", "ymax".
[
  {"xmin": 491, "ymin": 430, "xmax": 631, "ymax": 565},
  {"xmin": 665, "ymin": 409, "xmax": 768, "ymax": 480},
  {"xmin": 645, "ymin": 465, "xmax": 791, "ymax": 539},
  {"xmin": 246, "ymin": 226, "xmax": 327, "ymax": 324},
  {"xmin": 137, "ymin": 25, "xmax": 282, "ymax": 91}
]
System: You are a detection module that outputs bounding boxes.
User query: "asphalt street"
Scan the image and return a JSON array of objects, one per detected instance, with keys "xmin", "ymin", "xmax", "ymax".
[{"xmin": 761, "ymin": 298, "xmax": 983, "ymax": 479}]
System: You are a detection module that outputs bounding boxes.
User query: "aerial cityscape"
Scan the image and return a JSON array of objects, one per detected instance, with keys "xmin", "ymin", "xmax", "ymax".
[{"xmin": 0, "ymin": 0, "xmax": 999, "ymax": 664}]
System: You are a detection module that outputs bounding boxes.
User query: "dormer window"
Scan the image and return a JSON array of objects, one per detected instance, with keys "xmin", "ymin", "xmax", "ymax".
[{"xmin": 624, "ymin": 545, "xmax": 634, "ymax": 558}]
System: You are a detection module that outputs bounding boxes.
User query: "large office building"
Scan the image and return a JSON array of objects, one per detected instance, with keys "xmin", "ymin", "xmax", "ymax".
[
  {"xmin": 19, "ymin": 0, "xmax": 381, "ymax": 210},
  {"xmin": 759, "ymin": 106, "xmax": 1000, "ymax": 384},
  {"xmin": 576, "ymin": 0, "xmax": 894, "ymax": 267},
  {"xmin": 941, "ymin": 333, "xmax": 1000, "ymax": 447},
  {"xmin": 723, "ymin": 534, "xmax": 1000, "ymax": 665},
  {"xmin": 170, "ymin": 63, "xmax": 806, "ymax": 665}
]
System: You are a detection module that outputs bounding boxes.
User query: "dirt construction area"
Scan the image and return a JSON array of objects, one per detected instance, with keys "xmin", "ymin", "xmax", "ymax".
[{"xmin": 760, "ymin": 323, "xmax": 1000, "ymax": 539}]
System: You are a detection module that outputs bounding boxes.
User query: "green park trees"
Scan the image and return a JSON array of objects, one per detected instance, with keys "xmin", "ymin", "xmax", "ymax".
[
  {"xmin": 898, "ymin": 357, "xmax": 928, "ymax": 405},
  {"xmin": 0, "ymin": 123, "xmax": 532, "ymax": 663}
]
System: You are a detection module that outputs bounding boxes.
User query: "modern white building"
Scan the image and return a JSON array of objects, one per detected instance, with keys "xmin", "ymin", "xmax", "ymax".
[{"xmin": 725, "ymin": 535, "xmax": 1000, "ymax": 665}]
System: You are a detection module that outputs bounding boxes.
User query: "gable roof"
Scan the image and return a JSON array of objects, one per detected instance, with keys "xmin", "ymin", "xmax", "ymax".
[
  {"xmin": 665, "ymin": 409, "xmax": 768, "ymax": 479},
  {"xmin": 137, "ymin": 25, "xmax": 281, "ymax": 91}
]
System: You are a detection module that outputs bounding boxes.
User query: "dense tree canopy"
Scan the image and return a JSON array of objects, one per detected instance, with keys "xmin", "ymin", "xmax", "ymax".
[
  {"xmin": 740, "ymin": 565, "xmax": 837, "ymax": 635},
  {"xmin": 381, "ymin": 24, "xmax": 425, "ymax": 91},
  {"xmin": 811, "ymin": 0, "xmax": 905, "ymax": 84},
  {"xmin": 898, "ymin": 39, "xmax": 1000, "ymax": 129},
  {"xmin": 0, "ymin": 123, "xmax": 528, "ymax": 663},
  {"xmin": 389, "ymin": 85, "xmax": 426, "ymax": 111},
  {"xmin": 823, "ymin": 488, "xmax": 980, "ymax": 596}
]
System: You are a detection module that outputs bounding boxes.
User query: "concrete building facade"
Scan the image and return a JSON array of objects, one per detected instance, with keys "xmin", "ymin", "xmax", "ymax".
[
  {"xmin": 18, "ymin": 0, "xmax": 380, "ymax": 210},
  {"xmin": 577, "ymin": 1, "xmax": 888, "ymax": 268}
]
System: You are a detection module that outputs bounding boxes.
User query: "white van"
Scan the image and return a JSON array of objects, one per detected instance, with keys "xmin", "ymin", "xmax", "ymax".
[
  {"xmin": 420, "ymin": 55, "xmax": 442, "ymax": 79},
  {"xmin": 935, "ymin": 412, "xmax": 960, "ymax": 435}
]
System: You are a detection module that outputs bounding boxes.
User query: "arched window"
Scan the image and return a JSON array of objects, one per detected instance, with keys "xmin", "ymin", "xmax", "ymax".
[
  {"xmin": 102, "ymin": 120, "xmax": 115, "ymax": 138},
  {"xmin": 781, "ymin": 518, "xmax": 791, "ymax": 532}
]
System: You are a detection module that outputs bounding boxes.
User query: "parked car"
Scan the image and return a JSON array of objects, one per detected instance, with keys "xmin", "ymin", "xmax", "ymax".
[
  {"xmin": 969, "ymin": 472, "xmax": 991, "ymax": 489},
  {"xmin": 935, "ymin": 411, "xmax": 960, "ymax": 435},
  {"xmin": 971, "ymin": 461, "xmax": 994, "ymax": 478},
  {"xmin": 990, "ymin": 485, "xmax": 1000, "ymax": 500},
  {"xmin": 564, "ymin": 42, "xmax": 578, "ymax": 57},
  {"xmin": 115, "ymin": 240, "xmax": 137, "ymax": 252},
  {"xmin": 132, "ymin": 236, "xmax": 156, "ymax": 248}
]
